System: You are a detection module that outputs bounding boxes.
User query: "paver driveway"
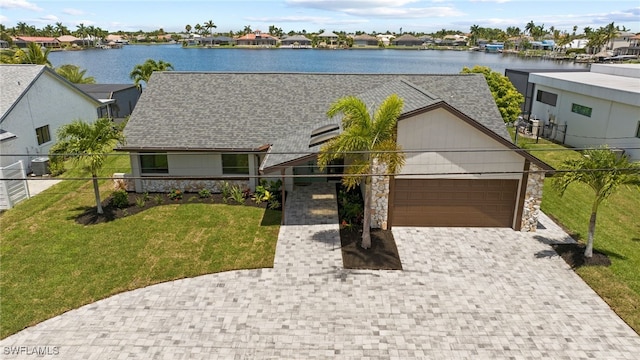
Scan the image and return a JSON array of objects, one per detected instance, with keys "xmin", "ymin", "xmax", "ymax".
[{"xmin": 1, "ymin": 184, "xmax": 639, "ymax": 359}]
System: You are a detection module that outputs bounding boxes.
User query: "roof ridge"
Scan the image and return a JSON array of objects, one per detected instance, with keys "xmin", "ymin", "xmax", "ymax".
[{"xmin": 398, "ymin": 78, "xmax": 441, "ymax": 101}]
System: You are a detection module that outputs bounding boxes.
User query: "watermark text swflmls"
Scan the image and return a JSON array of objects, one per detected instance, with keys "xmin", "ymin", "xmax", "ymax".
[{"xmin": 3, "ymin": 346, "xmax": 60, "ymax": 356}]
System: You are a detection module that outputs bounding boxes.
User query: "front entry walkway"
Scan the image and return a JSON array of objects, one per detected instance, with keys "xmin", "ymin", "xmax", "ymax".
[{"xmin": 2, "ymin": 183, "xmax": 639, "ymax": 359}]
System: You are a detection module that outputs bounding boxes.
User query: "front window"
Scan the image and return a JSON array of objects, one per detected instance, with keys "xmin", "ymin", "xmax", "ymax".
[
  {"xmin": 35, "ymin": 125, "xmax": 51, "ymax": 145},
  {"xmin": 140, "ymin": 153, "xmax": 168, "ymax": 174},
  {"xmin": 222, "ymin": 154, "xmax": 249, "ymax": 175}
]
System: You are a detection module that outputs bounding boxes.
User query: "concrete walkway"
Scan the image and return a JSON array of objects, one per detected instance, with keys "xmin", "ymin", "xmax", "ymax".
[{"xmin": 2, "ymin": 183, "xmax": 639, "ymax": 359}]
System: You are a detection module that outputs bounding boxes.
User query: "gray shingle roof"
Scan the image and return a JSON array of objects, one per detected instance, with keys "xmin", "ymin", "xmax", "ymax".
[
  {"xmin": 0, "ymin": 64, "xmax": 46, "ymax": 120},
  {"xmin": 76, "ymin": 84, "xmax": 137, "ymax": 100},
  {"xmin": 121, "ymin": 72, "xmax": 509, "ymax": 169}
]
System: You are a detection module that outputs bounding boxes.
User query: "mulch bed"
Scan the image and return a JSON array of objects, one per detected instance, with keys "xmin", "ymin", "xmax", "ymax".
[
  {"xmin": 340, "ymin": 227, "xmax": 403, "ymax": 270},
  {"xmin": 552, "ymin": 243, "xmax": 612, "ymax": 268},
  {"xmin": 75, "ymin": 192, "xmax": 268, "ymax": 226},
  {"xmin": 335, "ymin": 183, "xmax": 402, "ymax": 270}
]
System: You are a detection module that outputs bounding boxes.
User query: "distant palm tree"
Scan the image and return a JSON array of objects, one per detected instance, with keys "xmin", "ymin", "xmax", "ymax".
[
  {"xmin": 318, "ymin": 94, "xmax": 405, "ymax": 249},
  {"xmin": 55, "ymin": 64, "xmax": 96, "ymax": 84},
  {"xmin": 244, "ymin": 25, "xmax": 253, "ymax": 35},
  {"xmin": 185, "ymin": 24, "xmax": 192, "ymax": 35},
  {"xmin": 76, "ymin": 23, "xmax": 87, "ymax": 47},
  {"xmin": 53, "ymin": 118, "xmax": 126, "ymax": 214},
  {"xmin": 554, "ymin": 147, "xmax": 640, "ymax": 258},
  {"xmin": 204, "ymin": 20, "xmax": 216, "ymax": 38},
  {"xmin": 129, "ymin": 59, "xmax": 174, "ymax": 88}
]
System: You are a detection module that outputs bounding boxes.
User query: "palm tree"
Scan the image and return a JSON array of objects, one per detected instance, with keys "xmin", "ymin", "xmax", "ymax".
[
  {"xmin": 525, "ymin": 20, "xmax": 536, "ymax": 37},
  {"xmin": 243, "ymin": 25, "xmax": 253, "ymax": 35},
  {"xmin": 76, "ymin": 23, "xmax": 87, "ymax": 47},
  {"xmin": 55, "ymin": 22, "xmax": 68, "ymax": 36},
  {"xmin": 469, "ymin": 24, "xmax": 481, "ymax": 46},
  {"xmin": 129, "ymin": 59, "xmax": 174, "ymax": 88},
  {"xmin": 194, "ymin": 23, "xmax": 202, "ymax": 35},
  {"xmin": 603, "ymin": 22, "xmax": 619, "ymax": 50},
  {"xmin": 55, "ymin": 64, "xmax": 96, "ymax": 84},
  {"xmin": 15, "ymin": 42, "xmax": 51, "ymax": 66},
  {"xmin": 553, "ymin": 147, "xmax": 640, "ymax": 258},
  {"xmin": 204, "ymin": 20, "xmax": 216, "ymax": 38},
  {"xmin": 318, "ymin": 94, "xmax": 405, "ymax": 249},
  {"xmin": 53, "ymin": 118, "xmax": 126, "ymax": 214},
  {"xmin": 185, "ymin": 24, "xmax": 192, "ymax": 35}
]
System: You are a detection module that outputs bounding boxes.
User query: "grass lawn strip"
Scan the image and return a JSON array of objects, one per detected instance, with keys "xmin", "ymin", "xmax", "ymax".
[
  {"xmin": 513, "ymin": 132, "xmax": 640, "ymax": 333},
  {"xmin": 0, "ymin": 154, "xmax": 280, "ymax": 339}
]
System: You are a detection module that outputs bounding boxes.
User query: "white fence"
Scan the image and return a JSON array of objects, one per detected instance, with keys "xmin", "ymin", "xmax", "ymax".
[{"xmin": 0, "ymin": 161, "xmax": 30, "ymax": 210}]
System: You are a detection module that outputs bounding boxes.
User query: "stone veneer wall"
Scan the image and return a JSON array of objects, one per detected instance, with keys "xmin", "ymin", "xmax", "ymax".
[
  {"xmin": 520, "ymin": 164, "xmax": 545, "ymax": 232},
  {"xmin": 112, "ymin": 173, "xmax": 249, "ymax": 193},
  {"xmin": 369, "ymin": 159, "xmax": 390, "ymax": 230}
]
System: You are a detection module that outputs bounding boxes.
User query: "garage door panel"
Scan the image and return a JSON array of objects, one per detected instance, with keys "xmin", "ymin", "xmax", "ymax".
[{"xmin": 392, "ymin": 179, "xmax": 518, "ymax": 228}]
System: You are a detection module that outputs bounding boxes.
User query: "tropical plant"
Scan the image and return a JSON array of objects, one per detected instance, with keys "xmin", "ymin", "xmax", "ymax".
[
  {"xmin": 204, "ymin": 20, "xmax": 217, "ymax": 37},
  {"xmin": 53, "ymin": 118, "xmax": 126, "ymax": 214},
  {"xmin": 55, "ymin": 64, "xmax": 96, "ymax": 84},
  {"xmin": 129, "ymin": 59, "xmax": 174, "ymax": 88},
  {"xmin": 230, "ymin": 185, "xmax": 245, "ymax": 205},
  {"xmin": 168, "ymin": 189, "xmax": 183, "ymax": 200},
  {"xmin": 318, "ymin": 94, "xmax": 405, "ymax": 249},
  {"xmin": 553, "ymin": 147, "xmax": 640, "ymax": 258},
  {"xmin": 198, "ymin": 188, "xmax": 211, "ymax": 198},
  {"xmin": 460, "ymin": 65, "xmax": 524, "ymax": 124},
  {"xmin": 111, "ymin": 190, "xmax": 129, "ymax": 208},
  {"xmin": 14, "ymin": 42, "xmax": 51, "ymax": 66},
  {"xmin": 219, "ymin": 181, "xmax": 232, "ymax": 203}
]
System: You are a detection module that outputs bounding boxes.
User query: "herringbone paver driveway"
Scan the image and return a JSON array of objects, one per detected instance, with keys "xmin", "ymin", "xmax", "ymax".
[{"xmin": 2, "ymin": 183, "xmax": 639, "ymax": 359}]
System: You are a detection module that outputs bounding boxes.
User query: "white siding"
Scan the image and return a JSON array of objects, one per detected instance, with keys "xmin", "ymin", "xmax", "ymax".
[
  {"xmin": 397, "ymin": 109, "xmax": 524, "ymax": 179},
  {"xmin": 531, "ymin": 85, "xmax": 640, "ymax": 160},
  {"xmin": 0, "ymin": 71, "xmax": 99, "ymax": 170}
]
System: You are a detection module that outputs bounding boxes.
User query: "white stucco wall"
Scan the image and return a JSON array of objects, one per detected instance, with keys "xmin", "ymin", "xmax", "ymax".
[
  {"xmin": 129, "ymin": 152, "xmax": 259, "ymax": 193},
  {"xmin": 531, "ymin": 84, "xmax": 640, "ymax": 160},
  {"xmin": 0, "ymin": 71, "xmax": 100, "ymax": 170},
  {"xmin": 397, "ymin": 109, "xmax": 525, "ymax": 179}
]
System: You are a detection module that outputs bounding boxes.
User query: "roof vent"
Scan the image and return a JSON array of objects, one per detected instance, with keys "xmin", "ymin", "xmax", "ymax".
[
  {"xmin": 310, "ymin": 123, "xmax": 339, "ymax": 138},
  {"xmin": 309, "ymin": 131, "xmax": 339, "ymax": 148}
]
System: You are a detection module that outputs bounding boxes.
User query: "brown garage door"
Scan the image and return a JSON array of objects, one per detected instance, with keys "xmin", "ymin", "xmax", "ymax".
[{"xmin": 391, "ymin": 179, "xmax": 518, "ymax": 227}]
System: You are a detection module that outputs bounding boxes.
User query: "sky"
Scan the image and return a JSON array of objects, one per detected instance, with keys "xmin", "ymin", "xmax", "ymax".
[{"xmin": 0, "ymin": 0, "xmax": 638, "ymax": 34}]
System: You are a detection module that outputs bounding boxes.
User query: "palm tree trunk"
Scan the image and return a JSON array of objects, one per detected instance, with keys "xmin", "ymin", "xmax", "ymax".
[
  {"xmin": 361, "ymin": 177, "xmax": 372, "ymax": 249},
  {"xmin": 585, "ymin": 200, "xmax": 599, "ymax": 258},
  {"xmin": 92, "ymin": 175, "xmax": 103, "ymax": 214}
]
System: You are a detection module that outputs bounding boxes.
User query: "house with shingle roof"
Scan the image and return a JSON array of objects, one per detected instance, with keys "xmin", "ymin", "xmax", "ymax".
[
  {"xmin": 392, "ymin": 34, "xmax": 423, "ymax": 47},
  {"xmin": 280, "ymin": 35, "xmax": 312, "ymax": 48},
  {"xmin": 118, "ymin": 72, "xmax": 552, "ymax": 231},
  {"xmin": 353, "ymin": 34, "xmax": 379, "ymax": 47},
  {"xmin": 0, "ymin": 64, "xmax": 109, "ymax": 171}
]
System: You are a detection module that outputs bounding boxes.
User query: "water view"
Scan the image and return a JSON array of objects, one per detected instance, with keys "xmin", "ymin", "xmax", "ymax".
[{"xmin": 49, "ymin": 44, "xmax": 589, "ymax": 84}]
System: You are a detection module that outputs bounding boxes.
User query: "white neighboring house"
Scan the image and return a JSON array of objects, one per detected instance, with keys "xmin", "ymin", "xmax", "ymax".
[
  {"xmin": 528, "ymin": 64, "xmax": 640, "ymax": 160},
  {"xmin": 0, "ymin": 64, "xmax": 109, "ymax": 172}
]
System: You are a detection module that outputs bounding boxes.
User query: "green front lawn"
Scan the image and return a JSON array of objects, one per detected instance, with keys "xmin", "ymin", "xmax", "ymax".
[
  {"xmin": 514, "ymin": 132, "xmax": 640, "ymax": 333},
  {"xmin": 0, "ymin": 154, "xmax": 280, "ymax": 338}
]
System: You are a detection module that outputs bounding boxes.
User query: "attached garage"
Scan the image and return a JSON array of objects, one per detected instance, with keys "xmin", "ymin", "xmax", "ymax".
[{"xmin": 391, "ymin": 179, "xmax": 519, "ymax": 227}]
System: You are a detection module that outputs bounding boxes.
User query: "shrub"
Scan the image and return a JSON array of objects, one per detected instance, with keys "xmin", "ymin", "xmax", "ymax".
[
  {"xmin": 153, "ymin": 194, "xmax": 164, "ymax": 205},
  {"xmin": 230, "ymin": 185, "xmax": 245, "ymax": 205},
  {"xmin": 111, "ymin": 190, "xmax": 129, "ymax": 208},
  {"xmin": 168, "ymin": 189, "xmax": 183, "ymax": 200},
  {"xmin": 198, "ymin": 188, "xmax": 211, "ymax": 198},
  {"xmin": 219, "ymin": 181, "xmax": 232, "ymax": 203},
  {"xmin": 47, "ymin": 158, "xmax": 66, "ymax": 176},
  {"xmin": 135, "ymin": 196, "xmax": 145, "ymax": 208}
]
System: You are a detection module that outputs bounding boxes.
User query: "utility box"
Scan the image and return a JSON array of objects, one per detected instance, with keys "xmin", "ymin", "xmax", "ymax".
[
  {"xmin": 31, "ymin": 157, "xmax": 50, "ymax": 176},
  {"xmin": 530, "ymin": 119, "xmax": 540, "ymax": 136}
]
